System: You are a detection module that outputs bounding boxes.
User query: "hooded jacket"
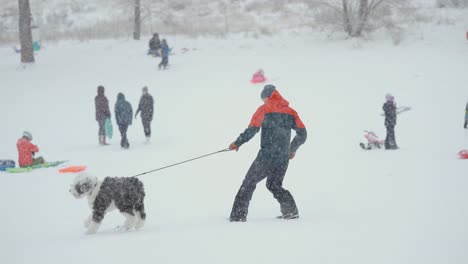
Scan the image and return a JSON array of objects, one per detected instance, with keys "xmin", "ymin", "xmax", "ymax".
[
  {"xmin": 234, "ymin": 90, "xmax": 307, "ymax": 162},
  {"xmin": 383, "ymin": 100, "xmax": 397, "ymax": 127},
  {"xmin": 17, "ymin": 137, "xmax": 39, "ymax": 167},
  {"xmin": 95, "ymin": 88, "xmax": 111, "ymax": 121},
  {"xmin": 115, "ymin": 93, "xmax": 133, "ymax": 126}
]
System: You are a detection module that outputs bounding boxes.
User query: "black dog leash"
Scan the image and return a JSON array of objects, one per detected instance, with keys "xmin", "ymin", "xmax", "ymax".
[{"xmin": 131, "ymin": 148, "xmax": 231, "ymax": 177}]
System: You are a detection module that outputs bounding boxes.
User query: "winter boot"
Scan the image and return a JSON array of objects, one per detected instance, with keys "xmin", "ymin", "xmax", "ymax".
[
  {"xmin": 276, "ymin": 212, "xmax": 299, "ymax": 220},
  {"xmin": 100, "ymin": 135, "xmax": 109, "ymax": 146},
  {"xmin": 229, "ymin": 216, "xmax": 246, "ymax": 222}
]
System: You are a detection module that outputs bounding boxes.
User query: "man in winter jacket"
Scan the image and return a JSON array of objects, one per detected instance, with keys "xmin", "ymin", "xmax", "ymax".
[
  {"xmin": 95, "ymin": 85, "xmax": 111, "ymax": 145},
  {"xmin": 228, "ymin": 85, "xmax": 307, "ymax": 222},
  {"xmin": 148, "ymin": 33, "xmax": 161, "ymax": 56},
  {"xmin": 17, "ymin": 131, "xmax": 44, "ymax": 167},
  {"xmin": 135, "ymin": 86, "xmax": 154, "ymax": 143},
  {"xmin": 115, "ymin": 93, "xmax": 133, "ymax": 149},
  {"xmin": 383, "ymin": 94, "xmax": 398, "ymax": 150}
]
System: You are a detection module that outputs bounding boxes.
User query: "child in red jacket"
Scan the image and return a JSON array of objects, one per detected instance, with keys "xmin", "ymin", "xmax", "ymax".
[{"xmin": 17, "ymin": 131, "xmax": 45, "ymax": 167}]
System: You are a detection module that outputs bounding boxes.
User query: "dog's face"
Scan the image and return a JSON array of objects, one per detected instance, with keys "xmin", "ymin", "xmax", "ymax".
[{"xmin": 69, "ymin": 173, "xmax": 98, "ymax": 199}]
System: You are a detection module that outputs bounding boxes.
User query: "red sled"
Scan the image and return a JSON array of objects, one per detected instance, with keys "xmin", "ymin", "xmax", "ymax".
[
  {"xmin": 250, "ymin": 69, "xmax": 266, "ymax": 84},
  {"xmin": 458, "ymin": 150, "xmax": 468, "ymax": 159}
]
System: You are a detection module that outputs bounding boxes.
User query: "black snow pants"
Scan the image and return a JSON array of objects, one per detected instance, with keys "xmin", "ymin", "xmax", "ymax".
[
  {"xmin": 230, "ymin": 157, "xmax": 298, "ymax": 220},
  {"xmin": 159, "ymin": 56, "xmax": 168, "ymax": 69},
  {"xmin": 118, "ymin": 124, "xmax": 129, "ymax": 149},
  {"xmin": 142, "ymin": 118, "xmax": 151, "ymax": 137},
  {"xmin": 385, "ymin": 125, "xmax": 397, "ymax": 149}
]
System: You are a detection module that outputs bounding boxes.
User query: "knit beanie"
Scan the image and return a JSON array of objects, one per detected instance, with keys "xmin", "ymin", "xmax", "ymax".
[{"xmin": 261, "ymin": 84, "xmax": 276, "ymax": 99}]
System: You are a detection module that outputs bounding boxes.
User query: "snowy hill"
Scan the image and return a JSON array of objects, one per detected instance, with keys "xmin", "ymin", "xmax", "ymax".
[
  {"xmin": 3, "ymin": 0, "xmax": 466, "ymax": 44},
  {"xmin": 1, "ymin": 15, "xmax": 468, "ymax": 264}
]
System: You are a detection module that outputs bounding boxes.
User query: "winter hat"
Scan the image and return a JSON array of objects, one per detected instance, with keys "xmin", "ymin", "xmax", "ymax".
[
  {"xmin": 261, "ymin": 84, "xmax": 276, "ymax": 99},
  {"xmin": 142, "ymin": 86, "xmax": 148, "ymax": 93},
  {"xmin": 385, "ymin": 93, "xmax": 394, "ymax": 102},
  {"xmin": 23, "ymin": 131, "xmax": 32, "ymax": 140},
  {"xmin": 97, "ymin": 85, "xmax": 105, "ymax": 95},
  {"xmin": 117, "ymin": 92, "xmax": 125, "ymax": 101}
]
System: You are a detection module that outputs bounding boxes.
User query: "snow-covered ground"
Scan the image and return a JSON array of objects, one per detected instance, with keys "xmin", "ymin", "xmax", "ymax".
[{"xmin": 1, "ymin": 22, "xmax": 468, "ymax": 264}]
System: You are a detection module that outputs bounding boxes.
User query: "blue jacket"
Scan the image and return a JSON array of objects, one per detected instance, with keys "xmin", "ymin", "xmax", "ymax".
[
  {"xmin": 115, "ymin": 93, "xmax": 133, "ymax": 126},
  {"xmin": 161, "ymin": 43, "xmax": 170, "ymax": 57}
]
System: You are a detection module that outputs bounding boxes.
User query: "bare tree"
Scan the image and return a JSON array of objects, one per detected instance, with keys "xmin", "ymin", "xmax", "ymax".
[
  {"xmin": 18, "ymin": 0, "xmax": 34, "ymax": 63},
  {"xmin": 133, "ymin": 0, "xmax": 141, "ymax": 40},
  {"xmin": 322, "ymin": 0, "xmax": 393, "ymax": 37}
]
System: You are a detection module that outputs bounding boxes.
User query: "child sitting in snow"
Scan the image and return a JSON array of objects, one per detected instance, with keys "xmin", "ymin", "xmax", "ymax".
[{"xmin": 16, "ymin": 131, "xmax": 45, "ymax": 167}]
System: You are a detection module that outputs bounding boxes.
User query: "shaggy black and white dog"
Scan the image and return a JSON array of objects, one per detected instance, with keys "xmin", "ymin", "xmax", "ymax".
[{"xmin": 69, "ymin": 173, "xmax": 146, "ymax": 234}]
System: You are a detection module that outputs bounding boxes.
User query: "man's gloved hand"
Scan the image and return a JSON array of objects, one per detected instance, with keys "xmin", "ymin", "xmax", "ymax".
[
  {"xmin": 289, "ymin": 152, "xmax": 296, "ymax": 160},
  {"xmin": 229, "ymin": 143, "xmax": 239, "ymax": 151}
]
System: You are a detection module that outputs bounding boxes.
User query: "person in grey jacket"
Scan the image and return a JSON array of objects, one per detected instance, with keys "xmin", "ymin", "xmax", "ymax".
[
  {"xmin": 383, "ymin": 94, "xmax": 398, "ymax": 150},
  {"xmin": 464, "ymin": 102, "xmax": 468, "ymax": 129},
  {"xmin": 135, "ymin": 86, "xmax": 154, "ymax": 144}
]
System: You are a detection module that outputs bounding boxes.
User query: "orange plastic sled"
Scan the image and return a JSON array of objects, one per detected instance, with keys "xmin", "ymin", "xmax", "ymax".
[{"xmin": 59, "ymin": 166, "xmax": 87, "ymax": 173}]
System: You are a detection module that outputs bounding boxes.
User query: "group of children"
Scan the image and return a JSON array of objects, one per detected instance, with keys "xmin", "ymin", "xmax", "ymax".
[
  {"xmin": 95, "ymin": 85, "xmax": 154, "ymax": 149},
  {"xmin": 147, "ymin": 33, "xmax": 170, "ymax": 70}
]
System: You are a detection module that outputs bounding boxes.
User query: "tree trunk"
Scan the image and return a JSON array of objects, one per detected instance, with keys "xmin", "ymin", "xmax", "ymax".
[
  {"xmin": 18, "ymin": 0, "xmax": 34, "ymax": 63},
  {"xmin": 354, "ymin": 0, "xmax": 369, "ymax": 37},
  {"xmin": 342, "ymin": 0, "xmax": 353, "ymax": 36},
  {"xmin": 133, "ymin": 0, "xmax": 141, "ymax": 40}
]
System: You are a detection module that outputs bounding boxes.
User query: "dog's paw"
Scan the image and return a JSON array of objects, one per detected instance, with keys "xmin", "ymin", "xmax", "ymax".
[
  {"xmin": 85, "ymin": 221, "xmax": 99, "ymax": 235},
  {"xmin": 114, "ymin": 225, "xmax": 131, "ymax": 232},
  {"xmin": 85, "ymin": 228, "xmax": 97, "ymax": 235},
  {"xmin": 135, "ymin": 219, "xmax": 145, "ymax": 230},
  {"xmin": 84, "ymin": 217, "xmax": 92, "ymax": 228}
]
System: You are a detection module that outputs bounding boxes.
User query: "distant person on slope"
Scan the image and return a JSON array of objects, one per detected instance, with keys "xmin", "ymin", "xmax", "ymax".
[
  {"xmin": 158, "ymin": 39, "xmax": 170, "ymax": 70},
  {"xmin": 115, "ymin": 93, "xmax": 133, "ymax": 149},
  {"xmin": 95, "ymin": 85, "xmax": 111, "ymax": 145},
  {"xmin": 148, "ymin": 33, "xmax": 161, "ymax": 57},
  {"xmin": 383, "ymin": 94, "xmax": 398, "ymax": 150},
  {"xmin": 17, "ymin": 131, "xmax": 45, "ymax": 167},
  {"xmin": 464, "ymin": 102, "xmax": 468, "ymax": 129},
  {"xmin": 228, "ymin": 85, "xmax": 307, "ymax": 222},
  {"xmin": 135, "ymin": 86, "xmax": 154, "ymax": 144}
]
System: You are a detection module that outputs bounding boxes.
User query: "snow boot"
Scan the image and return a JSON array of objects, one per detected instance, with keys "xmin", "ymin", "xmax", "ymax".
[
  {"xmin": 276, "ymin": 212, "xmax": 299, "ymax": 220},
  {"xmin": 229, "ymin": 216, "xmax": 246, "ymax": 222},
  {"xmin": 100, "ymin": 135, "xmax": 109, "ymax": 146}
]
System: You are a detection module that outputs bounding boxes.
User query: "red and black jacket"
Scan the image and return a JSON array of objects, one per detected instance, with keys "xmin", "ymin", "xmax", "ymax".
[{"xmin": 234, "ymin": 90, "xmax": 307, "ymax": 162}]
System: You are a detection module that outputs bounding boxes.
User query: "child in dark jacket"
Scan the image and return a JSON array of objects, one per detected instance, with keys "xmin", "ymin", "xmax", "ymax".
[
  {"xmin": 158, "ymin": 39, "xmax": 170, "ymax": 70},
  {"xmin": 115, "ymin": 93, "xmax": 133, "ymax": 149}
]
